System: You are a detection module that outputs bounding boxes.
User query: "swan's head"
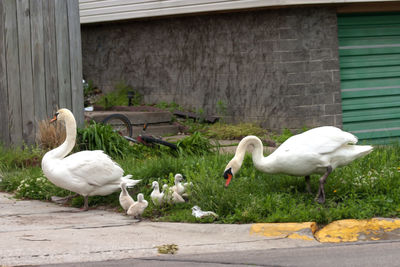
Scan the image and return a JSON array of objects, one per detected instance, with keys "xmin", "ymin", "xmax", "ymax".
[
  {"xmin": 50, "ymin": 108, "xmax": 73, "ymax": 123},
  {"xmin": 137, "ymin": 193, "xmax": 145, "ymax": 202},
  {"xmin": 192, "ymin": 206, "xmax": 200, "ymax": 212},
  {"xmin": 162, "ymin": 184, "xmax": 169, "ymax": 191},
  {"xmin": 174, "ymin": 173, "xmax": 185, "ymax": 182},
  {"xmin": 151, "ymin": 181, "xmax": 159, "ymax": 189},
  {"xmin": 223, "ymin": 158, "xmax": 241, "ymax": 187}
]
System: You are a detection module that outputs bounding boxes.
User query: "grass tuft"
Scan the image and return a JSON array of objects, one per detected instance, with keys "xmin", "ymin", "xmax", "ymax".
[{"xmin": 37, "ymin": 119, "xmax": 66, "ymax": 150}]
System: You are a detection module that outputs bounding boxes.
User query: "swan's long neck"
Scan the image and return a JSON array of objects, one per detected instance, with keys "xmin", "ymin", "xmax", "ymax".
[
  {"xmin": 49, "ymin": 113, "xmax": 77, "ymax": 159},
  {"xmin": 154, "ymin": 183, "xmax": 160, "ymax": 193},
  {"xmin": 121, "ymin": 184, "xmax": 128, "ymax": 196},
  {"xmin": 232, "ymin": 136, "xmax": 275, "ymax": 173}
]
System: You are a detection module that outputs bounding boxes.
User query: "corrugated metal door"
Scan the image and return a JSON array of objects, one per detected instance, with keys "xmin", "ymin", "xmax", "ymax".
[{"xmin": 338, "ymin": 13, "xmax": 400, "ymax": 144}]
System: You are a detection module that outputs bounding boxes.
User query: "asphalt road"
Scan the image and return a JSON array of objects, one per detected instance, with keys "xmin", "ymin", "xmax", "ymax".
[{"xmin": 38, "ymin": 239, "xmax": 400, "ymax": 267}]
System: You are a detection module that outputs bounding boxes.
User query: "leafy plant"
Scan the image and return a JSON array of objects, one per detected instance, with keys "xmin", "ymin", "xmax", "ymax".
[
  {"xmin": 83, "ymin": 80, "xmax": 96, "ymax": 98},
  {"xmin": 176, "ymin": 132, "xmax": 213, "ymax": 156},
  {"xmin": 216, "ymin": 100, "xmax": 227, "ymax": 117},
  {"xmin": 76, "ymin": 121, "xmax": 132, "ymax": 159},
  {"xmin": 95, "ymin": 82, "xmax": 142, "ymax": 109},
  {"xmin": 15, "ymin": 174, "xmax": 71, "ymax": 200}
]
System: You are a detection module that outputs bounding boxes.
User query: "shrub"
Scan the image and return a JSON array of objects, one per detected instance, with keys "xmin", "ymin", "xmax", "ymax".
[
  {"xmin": 176, "ymin": 132, "xmax": 213, "ymax": 156},
  {"xmin": 95, "ymin": 82, "xmax": 142, "ymax": 109},
  {"xmin": 76, "ymin": 121, "xmax": 132, "ymax": 159},
  {"xmin": 36, "ymin": 119, "xmax": 66, "ymax": 150},
  {"xmin": 15, "ymin": 174, "xmax": 70, "ymax": 200}
]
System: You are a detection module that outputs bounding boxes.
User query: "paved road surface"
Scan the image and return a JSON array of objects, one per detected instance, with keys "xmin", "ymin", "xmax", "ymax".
[
  {"xmin": 1, "ymin": 192, "xmax": 400, "ymax": 267},
  {"xmin": 39, "ymin": 240, "xmax": 400, "ymax": 267}
]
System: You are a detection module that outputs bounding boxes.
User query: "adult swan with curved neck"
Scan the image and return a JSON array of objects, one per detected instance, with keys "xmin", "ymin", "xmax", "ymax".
[
  {"xmin": 42, "ymin": 108, "xmax": 141, "ymax": 210},
  {"xmin": 223, "ymin": 126, "xmax": 373, "ymax": 203}
]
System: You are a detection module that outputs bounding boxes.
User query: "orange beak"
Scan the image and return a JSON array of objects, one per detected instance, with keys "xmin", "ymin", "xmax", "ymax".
[
  {"xmin": 225, "ymin": 173, "xmax": 233, "ymax": 187},
  {"xmin": 50, "ymin": 116, "xmax": 57, "ymax": 123}
]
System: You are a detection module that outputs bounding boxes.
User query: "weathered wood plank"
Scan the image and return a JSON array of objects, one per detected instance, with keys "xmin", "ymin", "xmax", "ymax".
[
  {"xmin": 30, "ymin": 0, "xmax": 47, "ymax": 123},
  {"xmin": 0, "ymin": 1, "xmax": 11, "ymax": 145},
  {"xmin": 55, "ymin": 0, "xmax": 72, "ymax": 110},
  {"xmin": 68, "ymin": 0, "xmax": 84, "ymax": 126},
  {"xmin": 17, "ymin": 0, "xmax": 35, "ymax": 144},
  {"xmin": 0, "ymin": 0, "xmax": 83, "ymax": 146},
  {"xmin": 43, "ymin": 0, "xmax": 59, "ymax": 117},
  {"xmin": 4, "ymin": 0, "xmax": 23, "ymax": 145}
]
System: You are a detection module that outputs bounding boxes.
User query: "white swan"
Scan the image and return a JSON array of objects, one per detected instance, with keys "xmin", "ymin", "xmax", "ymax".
[
  {"xmin": 41, "ymin": 108, "xmax": 141, "ymax": 210},
  {"xmin": 171, "ymin": 173, "xmax": 185, "ymax": 195},
  {"xmin": 119, "ymin": 182, "xmax": 135, "ymax": 212},
  {"xmin": 223, "ymin": 126, "xmax": 373, "ymax": 204},
  {"xmin": 127, "ymin": 193, "xmax": 148, "ymax": 219},
  {"xmin": 150, "ymin": 181, "xmax": 164, "ymax": 206}
]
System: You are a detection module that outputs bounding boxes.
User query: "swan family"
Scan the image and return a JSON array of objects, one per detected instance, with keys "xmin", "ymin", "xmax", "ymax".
[
  {"xmin": 223, "ymin": 126, "xmax": 373, "ymax": 203},
  {"xmin": 41, "ymin": 108, "xmax": 374, "ymax": 217}
]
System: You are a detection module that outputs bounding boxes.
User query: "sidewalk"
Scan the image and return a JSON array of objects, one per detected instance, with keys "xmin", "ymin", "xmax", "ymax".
[{"xmin": 0, "ymin": 192, "xmax": 319, "ymax": 266}]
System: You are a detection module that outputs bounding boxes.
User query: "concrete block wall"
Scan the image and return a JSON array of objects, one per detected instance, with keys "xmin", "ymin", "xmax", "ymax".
[{"xmin": 81, "ymin": 7, "xmax": 342, "ymax": 132}]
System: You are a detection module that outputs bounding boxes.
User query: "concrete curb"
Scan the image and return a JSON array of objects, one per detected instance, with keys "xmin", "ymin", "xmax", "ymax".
[
  {"xmin": 315, "ymin": 218, "xmax": 400, "ymax": 242},
  {"xmin": 250, "ymin": 218, "xmax": 400, "ymax": 243},
  {"xmin": 251, "ymin": 222, "xmax": 317, "ymax": 241}
]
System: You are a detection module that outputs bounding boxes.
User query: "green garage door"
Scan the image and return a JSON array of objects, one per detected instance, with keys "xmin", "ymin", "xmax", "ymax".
[{"xmin": 338, "ymin": 13, "xmax": 400, "ymax": 144}]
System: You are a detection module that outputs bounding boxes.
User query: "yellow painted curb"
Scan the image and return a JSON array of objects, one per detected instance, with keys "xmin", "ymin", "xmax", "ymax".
[
  {"xmin": 315, "ymin": 218, "xmax": 400, "ymax": 243},
  {"xmin": 250, "ymin": 222, "xmax": 318, "ymax": 241}
]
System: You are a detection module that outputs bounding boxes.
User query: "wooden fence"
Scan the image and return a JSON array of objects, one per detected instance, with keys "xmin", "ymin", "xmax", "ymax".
[{"xmin": 0, "ymin": 0, "xmax": 83, "ymax": 146}]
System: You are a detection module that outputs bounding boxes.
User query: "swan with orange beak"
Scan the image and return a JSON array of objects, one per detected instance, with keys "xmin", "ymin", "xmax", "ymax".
[{"xmin": 222, "ymin": 126, "xmax": 373, "ymax": 204}]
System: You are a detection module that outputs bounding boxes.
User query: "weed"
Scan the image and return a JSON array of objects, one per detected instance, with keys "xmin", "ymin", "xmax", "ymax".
[
  {"xmin": 216, "ymin": 100, "xmax": 227, "ymax": 117},
  {"xmin": 95, "ymin": 82, "xmax": 142, "ymax": 109},
  {"xmin": 76, "ymin": 121, "xmax": 133, "ymax": 159},
  {"xmin": 36, "ymin": 119, "xmax": 66, "ymax": 150},
  {"xmin": 154, "ymin": 102, "xmax": 184, "ymax": 113},
  {"xmin": 176, "ymin": 132, "xmax": 213, "ymax": 156},
  {"xmin": 0, "ymin": 144, "xmax": 44, "ymax": 169},
  {"xmin": 206, "ymin": 122, "xmax": 266, "ymax": 140}
]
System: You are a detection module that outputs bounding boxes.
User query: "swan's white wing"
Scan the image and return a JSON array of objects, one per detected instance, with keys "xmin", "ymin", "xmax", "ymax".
[
  {"xmin": 63, "ymin": 150, "xmax": 124, "ymax": 186},
  {"xmin": 278, "ymin": 126, "xmax": 358, "ymax": 155}
]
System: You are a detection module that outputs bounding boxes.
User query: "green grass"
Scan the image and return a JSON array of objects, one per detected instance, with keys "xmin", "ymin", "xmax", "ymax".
[
  {"xmin": 95, "ymin": 82, "xmax": 142, "ymax": 109},
  {"xmin": 1, "ymin": 142, "xmax": 400, "ymax": 225},
  {"xmin": 206, "ymin": 122, "xmax": 266, "ymax": 140}
]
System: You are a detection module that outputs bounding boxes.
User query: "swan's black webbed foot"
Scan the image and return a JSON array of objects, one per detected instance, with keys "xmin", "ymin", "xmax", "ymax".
[
  {"xmin": 314, "ymin": 166, "xmax": 332, "ymax": 204},
  {"xmin": 316, "ymin": 192, "xmax": 325, "ymax": 204},
  {"xmin": 51, "ymin": 194, "xmax": 79, "ymax": 204},
  {"xmin": 82, "ymin": 196, "xmax": 89, "ymax": 211}
]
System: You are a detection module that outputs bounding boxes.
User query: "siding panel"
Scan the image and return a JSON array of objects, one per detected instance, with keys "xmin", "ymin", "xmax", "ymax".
[
  {"xmin": 79, "ymin": 0, "xmax": 393, "ymax": 23},
  {"xmin": 339, "ymin": 13, "xmax": 400, "ymax": 144}
]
